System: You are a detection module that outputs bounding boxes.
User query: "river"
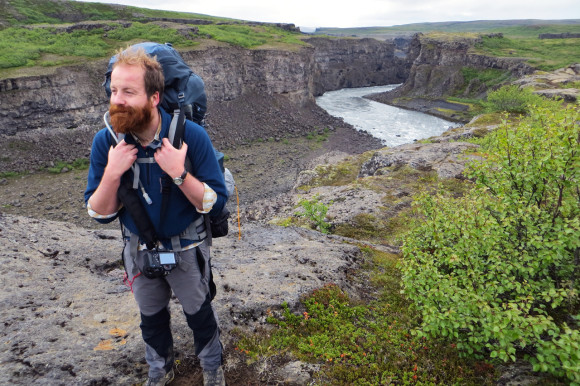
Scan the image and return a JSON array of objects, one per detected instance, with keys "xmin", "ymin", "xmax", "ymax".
[{"xmin": 316, "ymin": 85, "xmax": 460, "ymax": 147}]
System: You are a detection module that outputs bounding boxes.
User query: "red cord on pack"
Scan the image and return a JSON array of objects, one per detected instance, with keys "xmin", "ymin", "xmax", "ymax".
[{"xmin": 123, "ymin": 272, "xmax": 142, "ymax": 293}]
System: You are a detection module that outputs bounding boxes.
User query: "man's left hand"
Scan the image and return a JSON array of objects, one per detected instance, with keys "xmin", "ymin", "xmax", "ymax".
[{"xmin": 154, "ymin": 137, "xmax": 188, "ymax": 177}]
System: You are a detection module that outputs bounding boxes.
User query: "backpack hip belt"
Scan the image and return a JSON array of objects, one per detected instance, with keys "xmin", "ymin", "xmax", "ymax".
[{"xmin": 123, "ymin": 215, "xmax": 207, "ymax": 256}]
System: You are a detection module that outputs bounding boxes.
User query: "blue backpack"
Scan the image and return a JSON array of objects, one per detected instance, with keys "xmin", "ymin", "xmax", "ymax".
[
  {"xmin": 103, "ymin": 42, "xmax": 234, "ymax": 243},
  {"xmin": 103, "ymin": 42, "xmax": 207, "ymax": 125}
]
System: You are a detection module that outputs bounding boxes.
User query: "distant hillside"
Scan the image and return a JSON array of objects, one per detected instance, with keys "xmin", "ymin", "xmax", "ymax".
[
  {"xmin": 0, "ymin": 0, "xmax": 305, "ymax": 77},
  {"xmin": 315, "ymin": 19, "xmax": 580, "ymax": 39},
  {"xmin": 0, "ymin": 0, "xmax": 238, "ymax": 27}
]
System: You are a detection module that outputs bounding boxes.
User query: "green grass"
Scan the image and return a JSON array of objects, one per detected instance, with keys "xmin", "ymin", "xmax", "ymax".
[
  {"xmin": 0, "ymin": 21, "xmax": 305, "ymax": 71},
  {"xmin": 198, "ymin": 24, "xmax": 306, "ymax": 49},
  {"xmin": 0, "ymin": 171, "xmax": 22, "ymax": 179},
  {"xmin": 475, "ymin": 36, "xmax": 580, "ymax": 71},
  {"xmin": 234, "ymin": 248, "xmax": 499, "ymax": 384},
  {"xmin": 0, "ymin": 0, "xmax": 226, "ymax": 26},
  {"xmin": 460, "ymin": 67, "xmax": 512, "ymax": 89},
  {"xmin": 46, "ymin": 158, "xmax": 90, "ymax": 174},
  {"xmin": 0, "ymin": 0, "xmax": 306, "ymax": 73},
  {"xmin": 315, "ymin": 21, "xmax": 580, "ymax": 39},
  {"xmin": 0, "ymin": 22, "xmax": 201, "ymax": 70},
  {"xmin": 483, "ymin": 24, "xmax": 580, "ymax": 38}
]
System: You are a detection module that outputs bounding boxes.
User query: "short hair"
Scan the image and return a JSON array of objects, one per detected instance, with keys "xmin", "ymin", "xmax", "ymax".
[{"xmin": 113, "ymin": 45, "xmax": 164, "ymax": 101}]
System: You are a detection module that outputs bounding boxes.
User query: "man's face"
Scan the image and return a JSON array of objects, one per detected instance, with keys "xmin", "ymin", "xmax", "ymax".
[{"xmin": 109, "ymin": 64, "xmax": 158, "ymax": 135}]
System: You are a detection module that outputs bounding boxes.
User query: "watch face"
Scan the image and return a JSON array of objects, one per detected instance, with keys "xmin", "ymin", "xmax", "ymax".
[{"xmin": 173, "ymin": 171, "xmax": 187, "ymax": 185}]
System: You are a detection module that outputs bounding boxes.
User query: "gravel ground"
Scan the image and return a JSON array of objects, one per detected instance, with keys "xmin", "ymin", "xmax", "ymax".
[{"xmin": 0, "ymin": 101, "xmax": 383, "ymax": 226}]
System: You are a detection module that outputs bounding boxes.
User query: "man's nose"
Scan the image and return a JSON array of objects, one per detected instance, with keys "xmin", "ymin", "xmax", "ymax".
[{"xmin": 110, "ymin": 92, "xmax": 125, "ymax": 105}]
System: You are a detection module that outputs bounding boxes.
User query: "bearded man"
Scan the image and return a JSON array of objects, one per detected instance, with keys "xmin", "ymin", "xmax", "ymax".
[{"xmin": 84, "ymin": 46, "xmax": 227, "ymax": 386}]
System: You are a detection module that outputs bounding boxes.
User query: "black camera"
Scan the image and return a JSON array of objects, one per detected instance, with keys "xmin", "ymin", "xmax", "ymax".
[{"xmin": 140, "ymin": 250, "xmax": 177, "ymax": 279}]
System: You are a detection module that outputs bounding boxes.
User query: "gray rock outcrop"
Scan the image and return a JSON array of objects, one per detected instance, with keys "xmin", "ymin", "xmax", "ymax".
[
  {"xmin": 359, "ymin": 141, "xmax": 480, "ymax": 179},
  {"xmin": 513, "ymin": 63, "xmax": 580, "ymax": 102},
  {"xmin": 0, "ymin": 215, "xmax": 365, "ymax": 385}
]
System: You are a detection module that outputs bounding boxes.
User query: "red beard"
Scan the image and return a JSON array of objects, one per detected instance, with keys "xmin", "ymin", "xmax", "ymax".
[{"xmin": 109, "ymin": 103, "xmax": 153, "ymax": 135}]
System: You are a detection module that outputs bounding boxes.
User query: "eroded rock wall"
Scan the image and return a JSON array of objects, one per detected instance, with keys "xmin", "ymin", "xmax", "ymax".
[
  {"xmin": 390, "ymin": 34, "xmax": 535, "ymax": 98},
  {"xmin": 307, "ymin": 37, "xmax": 408, "ymax": 96},
  {"xmin": 0, "ymin": 61, "xmax": 106, "ymax": 136},
  {"xmin": 0, "ymin": 38, "xmax": 408, "ymax": 138}
]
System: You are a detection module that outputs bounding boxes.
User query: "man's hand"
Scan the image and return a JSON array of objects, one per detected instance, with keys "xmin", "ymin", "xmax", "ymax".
[
  {"xmin": 105, "ymin": 139, "xmax": 138, "ymax": 179},
  {"xmin": 154, "ymin": 138, "xmax": 205, "ymax": 209},
  {"xmin": 154, "ymin": 137, "xmax": 188, "ymax": 177},
  {"xmin": 87, "ymin": 139, "xmax": 137, "ymax": 216}
]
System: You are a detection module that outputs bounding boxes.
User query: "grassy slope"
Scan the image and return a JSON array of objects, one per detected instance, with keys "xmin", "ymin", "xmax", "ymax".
[{"xmin": 0, "ymin": 0, "xmax": 306, "ymax": 78}]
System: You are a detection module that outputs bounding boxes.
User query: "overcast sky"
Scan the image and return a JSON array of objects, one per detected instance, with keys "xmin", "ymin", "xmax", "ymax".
[{"xmin": 78, "ymin": 0, "xmax": 580, "ymax": 29}]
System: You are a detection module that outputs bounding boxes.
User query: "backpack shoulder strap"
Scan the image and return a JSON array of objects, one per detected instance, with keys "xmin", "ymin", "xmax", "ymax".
[
  {"xmin": 160, "ymin": 108, "xmax": 196, "ymax": 236},
  {"xmin": 168, "ymin": 109, "xmax": 184, "ymax": 147}
]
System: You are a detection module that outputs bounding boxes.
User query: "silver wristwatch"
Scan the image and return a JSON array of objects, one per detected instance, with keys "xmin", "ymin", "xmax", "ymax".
[{"xmin": 172, "ymin": 170, "xmax": 187, "ymax": 186}]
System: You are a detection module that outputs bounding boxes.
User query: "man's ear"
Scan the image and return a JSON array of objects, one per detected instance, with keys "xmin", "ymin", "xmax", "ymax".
[{"xmin": 150, "ymin": 91, "xmax": 160, "ymax": 107}]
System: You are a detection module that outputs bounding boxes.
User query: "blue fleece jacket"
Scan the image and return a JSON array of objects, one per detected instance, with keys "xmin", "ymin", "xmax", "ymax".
[{"xmin": 85, "ymin": 108, "xmax": 227, "ymax": 246}]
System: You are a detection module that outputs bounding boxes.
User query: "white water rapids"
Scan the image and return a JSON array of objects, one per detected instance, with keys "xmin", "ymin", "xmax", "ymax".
[{"xmin": 316, "ymin": 84, "xmax": 460, "ymax": 147}]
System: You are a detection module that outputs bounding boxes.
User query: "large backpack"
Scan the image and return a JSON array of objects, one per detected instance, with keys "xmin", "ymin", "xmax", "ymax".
[{"xmin": 103, "ymin": 42, "xmax": 234, "ymax": 243}]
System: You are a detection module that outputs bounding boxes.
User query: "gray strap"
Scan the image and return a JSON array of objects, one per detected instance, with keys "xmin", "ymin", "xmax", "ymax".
[
  {"xmin": 123, "ymin": 217, "xmax": 206, "ymax": 253},
  {"xmin": 180, "ymin": 216, "xmax": 206, "ymax": 239},
  {"xmin": 137, "ymin": 157, "xmax": 156, "ymax": 164},
  {"xmin": 171, "ymin": 235, "xmax": 181, "ymax": 252},
  {"xmin": 171, "ymin": 217, "xmax": 207, "ymax": 251},
  {"xmin": 132, "ymin": 163, "xmax": 140, "ymax": 190},
  {"xmin": 168, "ymin": 109, "xmax": 180, "ymax": 145},
  {"xmin": 123, "ymin": 226, "xmax": 140, "ymax": 258}
]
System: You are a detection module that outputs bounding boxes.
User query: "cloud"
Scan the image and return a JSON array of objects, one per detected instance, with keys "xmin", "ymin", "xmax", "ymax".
[{"xmin": 76, "ymin": 0, "xmax": 580, "ymax": 28}]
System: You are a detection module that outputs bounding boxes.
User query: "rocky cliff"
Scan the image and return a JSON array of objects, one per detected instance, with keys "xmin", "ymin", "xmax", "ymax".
[
  {"xmin": 0, "ymin": 38, "xmax": 406, "ymax": 139},
  {"xmin": 307, "ymin": 37, "xmax": 408, "ymax": 96},
  {"xmin": 377, "ymin": 33, "xmax": 534, "ymax": 100}
]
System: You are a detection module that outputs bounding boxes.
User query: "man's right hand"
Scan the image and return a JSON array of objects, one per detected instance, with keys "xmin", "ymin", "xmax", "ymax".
[
  {"xmin": 105, "ymin": 139, "xmax": 138, "ymax": 179},
  {"xmin": 87, "ymin": 139, "xmax": 137, "ymax": 216}
]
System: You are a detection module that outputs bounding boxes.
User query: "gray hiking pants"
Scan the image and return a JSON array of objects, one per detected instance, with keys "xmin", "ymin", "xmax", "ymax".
[{"xmin": 122, "ymin": 240, "xmax": 222, "ymax": 379}]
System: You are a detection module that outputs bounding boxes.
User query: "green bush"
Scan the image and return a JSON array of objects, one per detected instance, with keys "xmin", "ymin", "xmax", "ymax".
[
  {"xmin": 295, "ymin": 195, "xmax": 331, "ymax": 234},
  {"xmin": 400, "ymin": 104, "xmax": 580, "ymax": 383},
  {"xmin": 483, "ymin": 85, "xmax": 546, "ymax": 114}
]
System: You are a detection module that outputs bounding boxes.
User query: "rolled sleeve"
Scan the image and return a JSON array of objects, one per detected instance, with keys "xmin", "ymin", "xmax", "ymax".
[
  {"xmin": 86, "ymin": 200, "xmax": 119, "ymax": 219},
  {"xmin": 197, "ymin": 183, "xmax": 217, "ymax": 214}
]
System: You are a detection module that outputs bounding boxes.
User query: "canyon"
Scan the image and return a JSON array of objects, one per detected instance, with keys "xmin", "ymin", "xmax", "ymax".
[
  {"xmin": 0, "ymin": 33, "xmax": 539, "ymax": 176},
  {"xmin": 0, "ymin": 32, "xmax": 562, "ymax": 385}
]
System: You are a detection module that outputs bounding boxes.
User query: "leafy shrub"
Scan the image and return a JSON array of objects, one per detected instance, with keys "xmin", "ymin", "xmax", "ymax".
[
  {"xmin": 295, "ymin": 195, "xmax": 331, "ymax": 234},
  {"xmin": 400, "ymin": 104, "xmax": 579, "ymax": 383},
  {"xmin": 483, "ymin": 85, "xmax": 546, "ymax": 114}
]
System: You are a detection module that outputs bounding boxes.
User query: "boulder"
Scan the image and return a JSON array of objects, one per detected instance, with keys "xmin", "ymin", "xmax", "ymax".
[{"xmin": 360, "ymin": 141, "xmax": 480, "ymax": 179}]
